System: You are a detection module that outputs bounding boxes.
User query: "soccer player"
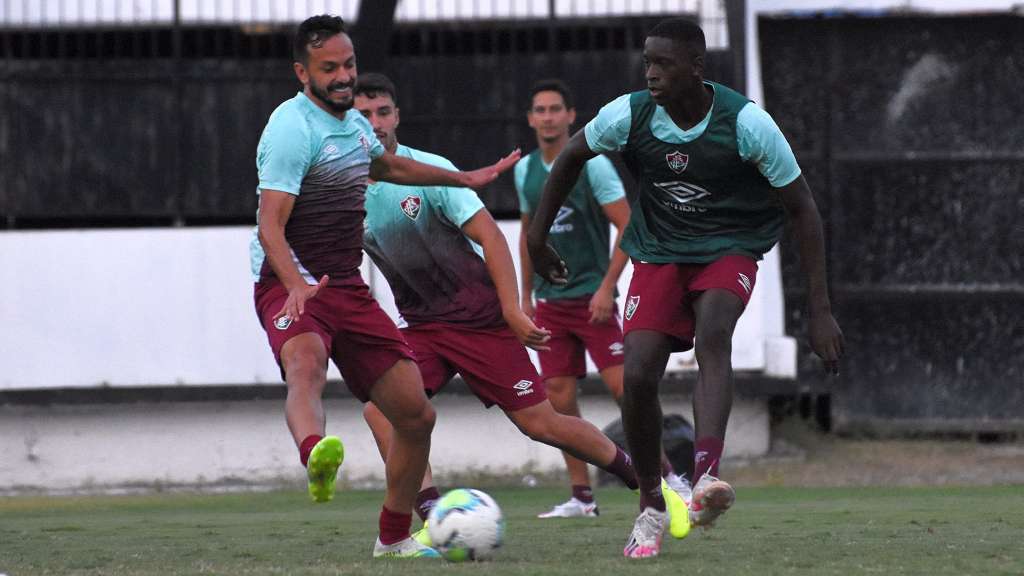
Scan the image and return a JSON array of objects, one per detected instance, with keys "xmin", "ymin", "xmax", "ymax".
[
  {"xmin": 527, "ymin": 18, "xmax": 845, "ymax": 558},
  {"xmin": 516, "ymin": 79, "xmax": 690, "ymax": 519},
  {"xmin": 251, "ymin": 15, "xmax": 519, "ymax": 559},
  {"xmin": 352, "ymin": 73, "xmax": 683, "ymax": 543}
]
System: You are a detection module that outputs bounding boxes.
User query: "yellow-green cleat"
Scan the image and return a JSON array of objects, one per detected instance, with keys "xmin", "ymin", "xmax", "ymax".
[
  {"xmin": 412, "ymin": 521, "xmax": 433, "ymax": 548},
  {"xmin": 662, "ymin": 478, "xmax": 691, "ymax": 539},
  {"xmin": 307, "ymin": 436, "xmax": 344, "ymax": 503}
]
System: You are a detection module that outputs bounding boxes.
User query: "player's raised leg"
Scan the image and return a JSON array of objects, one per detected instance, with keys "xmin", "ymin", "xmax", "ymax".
[
  {"xmin": 688, "ymin": 288, "xmax": 743, "ymax": 527},
  {"xmin": 367, "ymin": 359, "xmax": 440, "ymax": 558},
  {"xmin": 537, "ymin": 375, "xmax": 599, "ymax": 518}
]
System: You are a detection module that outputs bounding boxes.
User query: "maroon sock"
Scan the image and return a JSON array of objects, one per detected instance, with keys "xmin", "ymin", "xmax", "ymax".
[
  {"xmin": 694, "ymin": 436, "xmax": 724, "ymax": 480},
  {"xmin": 299, "ymin": 434, "xmax": 323, "ymax": 467},
  {"xmin": 415, "ymin": 487, "xmax": 441, "ymax": 522},
  {"xmin": 379, "ymin": 506, "xmax": 412, "ymax": 545},
  {"xmin": 572, "ymin": 485, "xmax": 594, "ymax": 504},
  {"xmin": 638, "ymin": 475, "xmax": 665, "ymax": 512},
  {"xmin": 600, "ymin": 447, "xmax": 639, "ymax": 490}
]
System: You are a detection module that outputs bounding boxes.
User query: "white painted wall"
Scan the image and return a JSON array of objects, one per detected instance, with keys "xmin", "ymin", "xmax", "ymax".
[{"xmin": 0, "ymin": 224, "xmax": 793, "ymax": 391}]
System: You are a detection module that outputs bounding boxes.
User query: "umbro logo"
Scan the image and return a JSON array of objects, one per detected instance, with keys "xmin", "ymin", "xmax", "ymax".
[
  {"xmin": 653, "ymin": 180, "xmax": 711, "ymax": 205},
  {"xmin": 737, "ymin": 273, "xmax": 752, "ymax": 295},
  {"xmin": 609, "ymin": 342, "xmax": 624, "ymax": 356},
  {"xmin": 513, "ymin": 380, "xmax": 535, "ymax": 397}
]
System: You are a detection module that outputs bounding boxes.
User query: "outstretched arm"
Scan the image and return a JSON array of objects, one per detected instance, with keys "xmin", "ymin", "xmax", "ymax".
[
  {"xmin": 776, "ymin": 175, "xmax": 844, "ymax": 374},
  {"xmin": 462, "ymin": 209, "xmax": 552, "ymax": 351},
  {"xmin": 525, "ymin": 130, "xmax": 597, "ymax": 283},
  {"xmin": 370, "ymin": 149, "xmax": 520, "ymax": 190}
]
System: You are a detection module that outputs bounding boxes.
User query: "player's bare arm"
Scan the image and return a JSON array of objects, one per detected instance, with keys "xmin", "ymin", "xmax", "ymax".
[
  {"xmin": 370, "ymin": 149, "xmax": 521, "ymax": 190},
  {"xmin": 776, "ymin": 175, "xmax": 845, "ymax": 374},
  {"xmin": 518, "ymin": 213, "xmax": 536, "ymax": 318},
  {"xmin": 257, "ymin": 189, "xmax": 329, "ymax": 321},
  {"xmin": 526, "ymin": 130, "xmax": 596, "ymax": 284},
  {"xmin": 462, "ymin": 209, "xmax": 552, "ymax": 351},
  {"xmin": 589, "ymin": 198, "xmax": 631, "ymax": 324}
]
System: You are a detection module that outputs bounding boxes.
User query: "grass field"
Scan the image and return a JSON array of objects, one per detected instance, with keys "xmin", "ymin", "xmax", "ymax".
[{"xmin": 2, "ymin": 485, "xmax": 1022, "ymax": 575}]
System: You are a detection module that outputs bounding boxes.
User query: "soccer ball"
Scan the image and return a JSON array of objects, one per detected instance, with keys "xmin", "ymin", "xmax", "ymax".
[{"xmin": 427, "ymin": 488, "xmax": 504, "ymax": 561}]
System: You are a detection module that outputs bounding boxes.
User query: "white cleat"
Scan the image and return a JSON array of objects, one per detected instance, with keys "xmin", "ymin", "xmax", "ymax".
[
  {"xmin": 688, "ymin": 473, "xmax": 735, "ymax": 528},
  {"xmin": 665, "ymin": 473, "xmax": 693, "ymax": 505},
  {"xmin": 537, "ymin": 497, "xmax": 599, "ymax": 518},
  {"xmin": 623, "ymin": 507, "xmax": 667, "ymax": 558},
  {"xmin": 372, "ymin": 536, "xmax": 441, "ymax": 559}
]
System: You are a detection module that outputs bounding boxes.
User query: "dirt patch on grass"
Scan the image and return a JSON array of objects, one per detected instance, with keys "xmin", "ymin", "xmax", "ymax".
[{"xmin": 726, "ymin": 419, "xmax": 1024, "ymax": 487}]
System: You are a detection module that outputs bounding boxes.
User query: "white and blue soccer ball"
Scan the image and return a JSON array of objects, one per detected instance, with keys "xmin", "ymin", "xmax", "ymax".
[{"xmin": 427, "ymin": 488, "xmax": 505, "ymax": 562}]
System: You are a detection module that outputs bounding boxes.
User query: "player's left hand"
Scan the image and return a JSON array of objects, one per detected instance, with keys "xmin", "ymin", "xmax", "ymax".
[
  {"xmin": 588, "ymin": 286, "xmax": 616, "ymax": 324},
  {"xmin": 459, "ymin": 149, "xmax": 522, "ymax": 190},
  {"xmin": 528, "ymin": 242, "xmax": 569, "ymax": 286},
  {"xmin": 808, "ymin": 311, "xmax": 844, "ymax": 375},
  {"xmin": 505, "ymin": 309, "xmax": 552, "ymax": 352}
]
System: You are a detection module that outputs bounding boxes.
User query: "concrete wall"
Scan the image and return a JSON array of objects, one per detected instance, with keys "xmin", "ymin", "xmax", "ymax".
[{"xmin": 0, "ymin": 394, "xmax": 769, "ymax": 495}]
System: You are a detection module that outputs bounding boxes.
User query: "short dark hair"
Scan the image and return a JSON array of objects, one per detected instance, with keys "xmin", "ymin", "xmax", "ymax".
[
  {"xmin": 528, "ymin": 79, "xmax": 574, "ymax": 111},
  {"xmin": 648, "ymin": 17, "xmax": 706, "ymax": 57},
  {"xmin": 354, "ymin": 72, "xmax": 398, "ymax": 106},
  {"xmin": 293, "ymin": 14, "xmax": 347, "ymax": 63}
]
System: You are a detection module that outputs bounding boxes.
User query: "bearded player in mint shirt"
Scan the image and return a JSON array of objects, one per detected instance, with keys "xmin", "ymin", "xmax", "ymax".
[
  {"xmin": 527, "ymin": 18, "xmax": 844, "ymax": 558},
  {"xmin": 251, "ymin": 15, "xmax": 519, "ymax": 559},
  {"xmin": 353, "ymin": 73, "xmax": 679, "ymax": 547}
]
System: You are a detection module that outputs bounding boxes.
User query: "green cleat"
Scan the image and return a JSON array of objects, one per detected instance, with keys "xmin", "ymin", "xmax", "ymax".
[
  {"xmin": 373, "ymin": 536, "xmax": 441, "ymax": 559},
  {"xmin": 662, "ymin": 478, "xmax": 692, "ymax": 539},
  {"xmin": 412, "ymin": 521, "xmax": 433, "ymax": 548},
  {"xmin": 306, "ymin": 436, "xmax": 344, "ymax": 503}
]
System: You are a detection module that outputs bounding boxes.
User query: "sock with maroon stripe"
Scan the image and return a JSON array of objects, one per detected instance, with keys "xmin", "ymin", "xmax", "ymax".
[
  {"xmin": 571, "ymin": 485, "xmax": 594, "ymax": 504},
  {"xmin": 638, "ymin": 475, "xmax": 666, "ymax": 512},
  {"xmin": 378, "ymin": 506, "xmax": 413, "ymax": 545},
  {"xmin": 298, "ymin": 434, "xmax": 323, "ymax": 467},
  {"xmin": 415, "ymin": 487, "xmax": 441, "ymax": 522},
  {"xmin": 693, "ymin": 437, "xmax": 724, "ymax": 480},
  {"xmin": 598, "ymin": 446, "xmax": 639, "ymax": 490}
]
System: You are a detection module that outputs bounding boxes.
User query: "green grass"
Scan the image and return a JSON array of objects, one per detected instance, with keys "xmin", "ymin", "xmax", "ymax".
[{"xmin": 2, "ymin": 486, "xmax": 1023, "ymax": 575}]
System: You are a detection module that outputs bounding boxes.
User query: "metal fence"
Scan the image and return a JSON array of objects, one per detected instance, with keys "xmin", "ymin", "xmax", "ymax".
[
  {"xmin": 760, "ymin": 14, "xmax": 1024, "ymax": 433},
  {"xmin": 0, "ymin": 0, "xmax": 732, "ymax": 227}
]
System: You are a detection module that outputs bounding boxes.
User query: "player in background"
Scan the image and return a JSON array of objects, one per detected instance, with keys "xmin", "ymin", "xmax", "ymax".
[
  {"xmin": 251, "ymin": 15, "xmax": 519, "ymax": 559},
  {"xmin": 353, "ymin": 73, "xmax": 685, "ymax": 545},
  {"xmin": 516, "ymin": 79, "xmax": 691, "ymax": 520},
  {"xmin": 527, "ymin": 18, "xmax": 844, "ymax": 558}
]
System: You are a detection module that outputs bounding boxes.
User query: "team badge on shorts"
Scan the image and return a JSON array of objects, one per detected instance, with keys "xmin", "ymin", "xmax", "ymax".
[
  {"xmin": 400, "ymin": 195, "xmax": 422, "ymax": 220},
  {"xmin": 274, "ymin": 315, "xmax": 293, "ymax": 330},
  {"xmin": 666, "ymin": 150, "xmax": 689, "ymax": 174},
  {"xmin": 625, "ymin": 296, "xmax": 640, "ymax": 321}
]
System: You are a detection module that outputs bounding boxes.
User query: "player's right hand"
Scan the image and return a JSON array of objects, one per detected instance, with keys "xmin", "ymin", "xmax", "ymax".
[
  {"xmin": 808, "ymin": 311, "xmax": 844, "ymax": 375},
  {"xmin": 273, "ymin": 275, "xmax": 329, "ymax": 323},
  {"xmin": 528, "ymin": 242, "xmax": 569, "ymax": 286},
  {"xmin": 506, "ymin": 309, "xmax": 552, "ymax": 352}
]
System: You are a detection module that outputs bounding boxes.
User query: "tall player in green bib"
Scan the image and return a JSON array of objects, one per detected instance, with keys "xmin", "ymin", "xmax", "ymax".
[
  {"xmin": 517, "ymin": 79, "xmax": 691, "ymax": 520},
  {"xmin": 527, "ymin": 19, "xmax": 844, "ymax": 558},
  {"xmin": 353, "ymin": 73, "xmax": 667, "ymax": 545}
]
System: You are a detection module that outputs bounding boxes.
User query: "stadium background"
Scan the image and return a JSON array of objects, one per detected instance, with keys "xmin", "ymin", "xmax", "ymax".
[{"xmin": 0, "ymin": 0, "xmax": 1021, "ymax": 494}]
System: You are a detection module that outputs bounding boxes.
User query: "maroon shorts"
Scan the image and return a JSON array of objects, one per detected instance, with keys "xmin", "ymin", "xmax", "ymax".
[
  {"xmin": 254, "ymin": 280, "xmax": 415, "ymax": 402},
  {"xmin": 623, "ymin": 255, "xmax": 759, "ymax": 352},
  {"xmin": 401, "ymin": 322, "xmax": 547, "ymax": 412},
  {"xmin": 533, "ymin": 296, "xmax": 625, "ymax": 380}
]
